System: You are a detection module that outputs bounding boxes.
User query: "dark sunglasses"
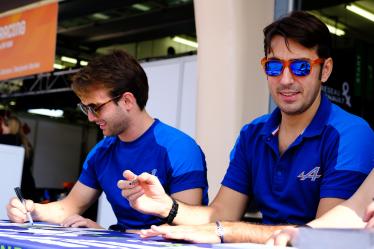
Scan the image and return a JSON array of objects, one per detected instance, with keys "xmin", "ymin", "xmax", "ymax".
[
  {"xmin": 261, "ymin": 57, "xmax": 325, "ymax": 77},
  {"xmin": 77, "ymin": 94, "xmax": 122, "ymax": 116}
]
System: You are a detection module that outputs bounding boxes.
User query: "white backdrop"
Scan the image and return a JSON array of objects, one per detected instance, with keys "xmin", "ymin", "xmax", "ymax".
[{"xmin": 0, "ymin": 144, "xmax": 25, "ymax": 219}]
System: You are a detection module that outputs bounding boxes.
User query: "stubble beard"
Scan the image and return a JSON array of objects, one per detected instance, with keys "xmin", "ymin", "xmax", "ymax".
[{"xmin": 275, "ymin": 85, "xmax": 321, "ymax": 116}]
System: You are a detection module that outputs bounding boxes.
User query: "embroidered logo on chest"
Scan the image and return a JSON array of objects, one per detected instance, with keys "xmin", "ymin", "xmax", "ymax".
[{"xmin": 297, "ymin": 166, "xmax": 321, "ymax": 181}]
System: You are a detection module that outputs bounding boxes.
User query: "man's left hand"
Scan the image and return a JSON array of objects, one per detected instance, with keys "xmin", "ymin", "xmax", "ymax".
[
  {"xmin": 140, "ymin": 223, "xmax": 221, "ymax": 243},
  {"xmin": 61, "ymin": 214, "xmax": 103, "ymax": 229}
]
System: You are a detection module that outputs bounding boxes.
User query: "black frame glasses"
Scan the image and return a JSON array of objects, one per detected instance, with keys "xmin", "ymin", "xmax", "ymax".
[
  {"xmin": 261, "ymin": 57, "xmax": 325, "ymax": 77},
  {"xmin": 77, "ymin": 94, "xmax": 122, "ymax": 116}
]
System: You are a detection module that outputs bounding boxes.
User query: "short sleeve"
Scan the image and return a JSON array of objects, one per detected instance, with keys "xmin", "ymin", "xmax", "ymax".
[{"xmin": 221, "ymin": 125, "xmax": 252, "ymax": 196}]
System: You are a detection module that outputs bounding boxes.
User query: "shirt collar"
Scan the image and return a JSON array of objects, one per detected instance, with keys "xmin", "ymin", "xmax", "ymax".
[
  {"xmin": 302, "ymin": 93, "xmax": 331, "ymax": 137},
  {"xmin": 260, "ymin": 93, "xmax": 331, "ymax": 138}
]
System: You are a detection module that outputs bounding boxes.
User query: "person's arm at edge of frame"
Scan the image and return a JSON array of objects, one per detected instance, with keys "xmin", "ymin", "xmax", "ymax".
[
  {"xmin": 8, "ymin": 181, "xmax": 100, "ymax": 225},
  {"xmin": 266, "ymin": 198, "xmax": 368, "ymax": 246},
  {"xmin": 267, "ymin": 169, "xmax": 374, "ymax": 246},
  {"xmin": 309, "ymin": 169, "xmax": 374, "ymax": 229}
]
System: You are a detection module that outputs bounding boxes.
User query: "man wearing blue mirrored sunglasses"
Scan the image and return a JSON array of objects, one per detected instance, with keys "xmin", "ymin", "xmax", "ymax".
[{"xmin": 118, "ymin": 11, "xmax": 374, "ymax": 243}]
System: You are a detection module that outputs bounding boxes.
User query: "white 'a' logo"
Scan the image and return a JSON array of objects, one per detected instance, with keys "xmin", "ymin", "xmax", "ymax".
[{"xmin": 298, "ymin": 167, "xmax": 321, "ymax": 181}]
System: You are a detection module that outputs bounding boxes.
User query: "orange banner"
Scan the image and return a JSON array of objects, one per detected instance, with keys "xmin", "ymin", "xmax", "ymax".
[{"xmin": 0, "ymin": 1, "xmax": 58, "ymax": 81}]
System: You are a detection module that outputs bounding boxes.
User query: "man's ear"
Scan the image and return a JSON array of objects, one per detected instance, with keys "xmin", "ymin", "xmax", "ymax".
[
  {"xmin": 321, "ymin": 57, "xmax": 333, "ymax": 83},
  {"xmin": 121, "ymin": 92, "xmax": 136, "ymax": 110}
]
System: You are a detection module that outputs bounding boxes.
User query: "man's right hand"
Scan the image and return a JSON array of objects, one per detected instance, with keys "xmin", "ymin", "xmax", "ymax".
[
  {"xmin": 117, "ymin": 170, "xmax": 173, "ymax": 218},
  {"xmin": 6, "ymin": 197, "xmax": 35, "ymax": 223}
]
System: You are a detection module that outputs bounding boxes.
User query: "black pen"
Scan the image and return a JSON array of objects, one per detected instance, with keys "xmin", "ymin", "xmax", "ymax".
[{"xmin": 14, "ymin": 187, "xmax": 34, "ymax": 225}]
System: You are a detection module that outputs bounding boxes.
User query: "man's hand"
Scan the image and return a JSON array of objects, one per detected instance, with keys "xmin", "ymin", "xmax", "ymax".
[
  {"xmin": 7, "ymin": 197, "xmax": 35, "ymax": 223},
  {"xmin": 364, "ymin": 201, "xmax": 374, "ymax": 228},
  {"xmin": 140, "ymin": 223, "xmax": 221, "ymax": 243},
  {"xmin": 61, "ymin": 214, "xmax": 103, "ymax": 229},
  {"xmin": 117, "ymin": 170, "xmax": 173, "ymax": 218},
  {"xmin": 265, "ymin": 226, "xmax": 298, "ymax": 246}
]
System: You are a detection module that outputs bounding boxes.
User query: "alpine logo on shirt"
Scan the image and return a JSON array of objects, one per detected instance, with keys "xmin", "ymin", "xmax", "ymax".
[{"xmin": 297, "ymin": 166, "xmax": 321, "ymax": 181}]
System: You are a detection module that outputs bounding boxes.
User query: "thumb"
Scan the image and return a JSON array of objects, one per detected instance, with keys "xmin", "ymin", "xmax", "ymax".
[
  {"xmin": 25, "ymin": 200, "xmax": 35, "ymax": 212},
  {"xmin": 363, "ymin": 201, "xmax": 374, "ymax": 222},
  {"xmin": 138, "ymin": 172, "xmax": 160, "ymax": 185}
]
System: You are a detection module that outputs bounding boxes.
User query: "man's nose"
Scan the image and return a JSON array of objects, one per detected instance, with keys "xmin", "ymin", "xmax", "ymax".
[
  {"xmin": 87, "ymin": 111, "xmax": 97, "ymax": 122},
  {"xmin": 279, "ymin": 67, "xmax": 295, "ymax": 85}
]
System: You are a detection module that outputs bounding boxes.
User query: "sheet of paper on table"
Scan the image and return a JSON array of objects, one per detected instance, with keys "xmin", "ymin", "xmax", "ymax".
[{"xmin": 295, "ymin": 227, "xmax": 374, "ymax": 249}]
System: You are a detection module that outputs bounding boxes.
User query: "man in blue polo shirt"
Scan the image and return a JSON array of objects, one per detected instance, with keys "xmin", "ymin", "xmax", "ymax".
[
  {"xmin": 6, "ymin": 50, "xmax": 208, "ymax": 230},
  {"xmin": 118, "ymin": 11, "xmax": 374, "ymax": 243}
]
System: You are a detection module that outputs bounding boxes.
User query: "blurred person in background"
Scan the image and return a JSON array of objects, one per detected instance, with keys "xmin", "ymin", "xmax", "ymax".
[{"xmin": 0, "ymin": 115, "xmax": 36, "ymax": 201}]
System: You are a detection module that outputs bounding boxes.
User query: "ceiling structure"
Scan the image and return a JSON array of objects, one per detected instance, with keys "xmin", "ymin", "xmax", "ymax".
[
  {"xmin": 300, "ymin": 0, "xmax": 374, "ymax": 44},
  {"xmin": 0, "ymin": 0, "xmax": 196, "ymax": 119},
  {"xmin": 0, "ymin": 0, "xmax": 374, "ymax": 119},
  {"xmin": 56, "ymin": 0, "xmax": 195, "ymax": 61}
]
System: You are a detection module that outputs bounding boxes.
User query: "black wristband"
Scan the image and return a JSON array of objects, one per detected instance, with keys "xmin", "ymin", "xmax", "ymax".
[{"xmin": 162, "ymin": 197, "xmax": 179, "ymax": 225}]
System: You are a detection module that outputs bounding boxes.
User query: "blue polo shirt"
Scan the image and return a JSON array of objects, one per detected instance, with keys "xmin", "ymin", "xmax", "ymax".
[
  {"xmin": 79, "ymin": 119, "xmax": 208, "ymax": 229},
  {"xmin": 222, "ymin": 94, "xmax": 374, "ymax": 224}
]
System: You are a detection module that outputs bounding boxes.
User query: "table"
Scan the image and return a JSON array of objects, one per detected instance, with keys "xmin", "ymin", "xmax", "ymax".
[{"xmin": 0, "ymin": 221, "xmax": 287, "ymax": 249}]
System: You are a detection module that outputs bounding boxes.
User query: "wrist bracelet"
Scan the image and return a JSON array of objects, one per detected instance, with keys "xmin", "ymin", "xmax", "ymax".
[
  {"xmin": 215, "ymin": 220, "xmax": 224, "ymax": 243},
  {"xmin": 162, "ymin": 197, "xmax": 179, "ymax": 225}
]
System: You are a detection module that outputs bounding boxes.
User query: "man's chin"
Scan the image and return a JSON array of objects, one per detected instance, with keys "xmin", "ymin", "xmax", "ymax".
[{"xmin": 101, "ymin": 129, "xmax": 112, "ymax": 137}]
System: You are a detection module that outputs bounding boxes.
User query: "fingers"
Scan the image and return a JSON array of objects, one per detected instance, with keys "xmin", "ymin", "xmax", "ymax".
[
  {"xmin": 61, "ymin": 214, "xmax": 82, "ymax": 227},
  {"xmin": 363, "ymin": 201, "xmax": 374, "ymax": 222},
  {"xmin": 122, "ymin": 170, "xmax": 137, "ymax": 181},
  {"xmin": 118, "ymin": 182, "xmax": 144, "ymax": 200},
  {"xmin": 137, "ymin": 172, "xmax": 157, "ymax": 184},
  {"xmin": 117, "ymin": 179, "xmax": 140, "ymax": 190},
  {"xmin": 6, "ymin": 197, "xmax": 31, "ymax": 223},
  {"xmin": 365, "ymin": 217, "xmax": 374, "ymax": 229},
  {"xmin": 273, "ymin": 231, "xmax": 293, "ymax": 246},
  {"xmin": 148, "ymin": 225, "xmax": 188, "ymax": 241},
  {"xmin": 118, "ymin": 170, "xmax": 160, "ymax": 189},
  {"xmin": 118, "ymin": 170, "xmax": 157, "ymax": 202},
  {"xmin": 142, "ymin": 225, "xmax": 219, "ymax": 243},
  {"xmin": 265, "ymin": 230, "xmax": 280, "ymax": 246},
  {"xmin": 25, "ymin": 199, "xmax": 35, "ymax": 212},
  {"xmin": 267, "ymin": 227, "xmax": 297, "ymax": 247},
  {"xmin": 140, "ymin": 226, "xmax": 164, "ymax": 238},
  {"xmin": 364, "ymin": 201, "xmax": 374, "ymax": 228},
  {"xmin": 265, "ymin": 237, "xmax": 275, "ymax": 246},
  {"xmin": 127, "ymin": 189, "xmax": 145, "ymax": 202},
  {"xmin": 140, "ymin": 225, "xmax": 176, "ymax": 238},
  {"xmin": 61, "ymin": 215, "xmax": 102, "ymax": 229},
  {"xmin": 152, "ymin": 225, "xmax": 194, "ymax": 242},
  {"xmin": 117, "ymin": 170, "xmax": 142, "ymax": 190}
]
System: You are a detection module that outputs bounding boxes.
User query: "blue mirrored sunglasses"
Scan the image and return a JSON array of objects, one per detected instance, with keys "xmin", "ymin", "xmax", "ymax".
[{"xmin": 261, "ymin": 57, "xmax": 324, "ymax": 77}]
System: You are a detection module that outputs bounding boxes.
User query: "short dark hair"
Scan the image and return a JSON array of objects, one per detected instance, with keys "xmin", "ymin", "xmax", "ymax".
[
  {"xmin": 71, "ymin": 50, "xmax": 149, "ymax": 110},
  {"xmin": 263, "ymin": 11, "xmax": 332, "ymax": 59}
]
